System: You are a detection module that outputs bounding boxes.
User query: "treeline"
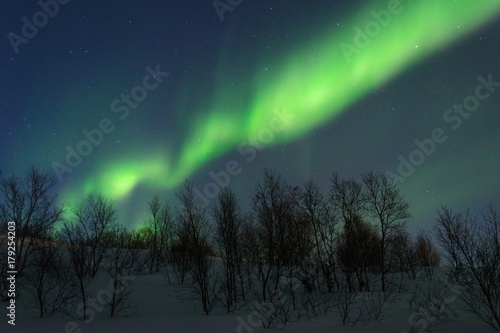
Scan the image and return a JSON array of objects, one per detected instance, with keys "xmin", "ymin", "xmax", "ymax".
[{"xmin": 0, "ymin": 167, "xmax": 499, "ymax": 329}]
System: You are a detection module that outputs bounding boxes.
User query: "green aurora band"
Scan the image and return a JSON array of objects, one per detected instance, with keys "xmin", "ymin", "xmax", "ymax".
[{"xmin": 64, "ymin": 0, "xmax": 500, "ymax": 202}]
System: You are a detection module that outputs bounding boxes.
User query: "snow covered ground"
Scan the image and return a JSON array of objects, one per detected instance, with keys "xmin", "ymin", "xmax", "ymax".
[{"xmin": 1, "ymin": 269, "xmax": 497, "ymax": 333}]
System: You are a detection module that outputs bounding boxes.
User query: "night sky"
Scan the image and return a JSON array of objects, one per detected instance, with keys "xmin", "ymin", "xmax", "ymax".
[{"xmin": 1, "ymin": 0, "xmax": 499, "ymax": 233}]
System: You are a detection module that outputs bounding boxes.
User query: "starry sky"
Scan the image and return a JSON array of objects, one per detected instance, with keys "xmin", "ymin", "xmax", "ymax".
[{"xmin": 1, "ymin": 0, "xmax": 499, "ymax": 233}]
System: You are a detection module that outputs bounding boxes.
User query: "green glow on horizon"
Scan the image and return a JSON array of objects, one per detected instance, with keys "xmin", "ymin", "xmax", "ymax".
[
  {"xmin": 61, "ymin": 154, "xmax": 172, "ymax": 204},
  {"xmin": 65, "ymin": 0, "xmax": 500, "ymax": 203},
  {"xmin": 85, "ymin": 155, "xmax": 174, "ymax": 198}
]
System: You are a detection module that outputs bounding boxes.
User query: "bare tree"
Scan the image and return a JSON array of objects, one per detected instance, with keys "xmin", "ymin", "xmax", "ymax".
[
  {"xmin": 61, "ymin": 194, "xmax": 118, "ymax": 319},
  {"xmin": 212, "ymin": 187, "xmax": 245, "ymax": 312},
  {"xmin": 336, "ymin": 278, "xmax": 362, "ymax": 326},
  {"xmin": 0, "ymin": 167, "xmax": 63, "ymax": 276},
  {"xmin": 362, "ymin": 171, "xmax": 411, "ymax": 292},
  {"xmin": 252, "ymin": 169, "xmax": 293, "ymax": 302},
  {"xmin": 435, "ymin": 204, "xmax": 500, "ymax": 330},
  {"xmin": 415, "ymin": 231, "xmax": 441, "ymax": 280},
  {"xmin": 239, "ymin": 214, "xmax": 259, "ymax": 298},
  {"xmin": 387, "ymin": 229, "xmax": 417, "ymax": 281},
  {"xmin": 407, "ymin": 281, "xmax": 452, "ymax": 323},
  {"xmin": 169, "ymin": 237, "xmax": 190, "ymax": 284},
  {"xmin": 361, "ymin": 291, "xmax": 397, "ymax": 322},
  {"xmin": 105, "ymin": 226, "xmax": 137, "ymax": 318},
  {"xmin": 337, "ymin": 214, "xmax": 380, "ymax": 292},
  {"xmin": 23, "ymin": 237, "xmax": 74, "ymax": 317},
  {"xmin": 330, "ymin": 174, "xmax": 365, "ymax": 226},
  {"xmin": 330, "ymin": 175, "xmax": 372, "ymax": 292},
  {"xmin": 176, "ymin": 181, "xmax": 219, "ymax": 314},
  {"xmin": 296, "ymin": 180, "xmax": 339, "ymax": 293},
  {"xmin": 126, "ymin": 228, "xmax": 151, "ymax": 275},
  {"xmin": 61, "ymin": 219, "xmax": 93, "ymax": 320},
  {"xmin": 285, "ymin": 193, "xmax": 314, "ymax": 310},
  {"xmin": 69, "ymin": 194, "xmax": 117, "ymax": 278},
  {"xmin": 144, "ymin": 195, "xmax": 174, "ymax": 273},
  {"xmin": 434, "ymin": 208, "xmax": 466, "ymax": 283},
  {"xmin": 249, "ymin": 283, "xmax": 298, "ymax": 330}
]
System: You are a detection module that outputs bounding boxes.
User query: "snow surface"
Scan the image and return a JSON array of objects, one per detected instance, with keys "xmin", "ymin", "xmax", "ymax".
[{"xmin": 1, "ymin": 269, "xmax": 497, "ymax": 333}]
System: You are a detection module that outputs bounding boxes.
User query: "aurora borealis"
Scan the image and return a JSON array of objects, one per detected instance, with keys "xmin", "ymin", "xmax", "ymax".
[{"xmin": 1, "ymin": 0, "xmax": 499, "ymax": 231}]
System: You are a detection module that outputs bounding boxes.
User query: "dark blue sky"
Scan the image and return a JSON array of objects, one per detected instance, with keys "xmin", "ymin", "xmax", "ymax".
[{"xmin": 1, "ymin": 1, "xmax": 499, "ymax": 232}]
